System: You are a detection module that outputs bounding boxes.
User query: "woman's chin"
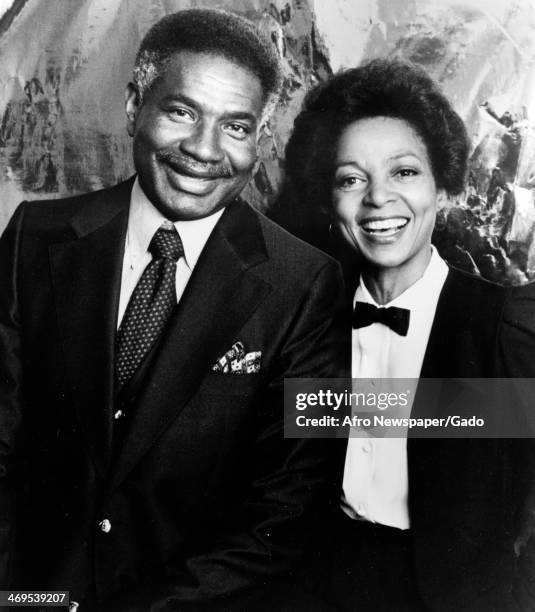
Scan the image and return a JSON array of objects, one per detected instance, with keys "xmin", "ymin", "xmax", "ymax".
[{"xmin": 357, "ymin": 244, "xmax": 410, "ymax": 272}]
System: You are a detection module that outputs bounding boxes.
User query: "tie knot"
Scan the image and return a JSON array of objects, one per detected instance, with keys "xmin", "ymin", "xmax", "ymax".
[{"xmin": 149, "ymin": 225, "xmax": 183, "ymax": 261}]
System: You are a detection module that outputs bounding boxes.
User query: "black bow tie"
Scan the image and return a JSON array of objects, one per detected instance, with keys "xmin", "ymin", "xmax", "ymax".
[{"xmin": 353, "ymin": 302, "xmax": 410, "ymax": 336}]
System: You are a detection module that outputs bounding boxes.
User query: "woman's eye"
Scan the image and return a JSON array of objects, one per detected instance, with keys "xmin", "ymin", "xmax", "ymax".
[
  {"xmin": 395, "ymin": 168, "xmax": 419, "ymax": 178},
  {"xmin": 336, "ymin": 175, "xmax": 366, "ymax": 190}
]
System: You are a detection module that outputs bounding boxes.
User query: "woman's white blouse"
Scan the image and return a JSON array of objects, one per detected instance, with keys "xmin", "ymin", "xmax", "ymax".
[{"xmin": 342, "ymin": 247, "xmax": 449, "ymax": 530}]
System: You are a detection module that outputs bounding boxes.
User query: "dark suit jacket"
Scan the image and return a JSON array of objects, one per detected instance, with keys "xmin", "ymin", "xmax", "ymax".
[
  {"xmin": 0, "ymin": 179, "xmax": 348, "ymax": 610},
  {"xmin": 407, "ymin": 267, "xmax": 535, "ymax": 611},
  {"xmin": 338, "ymin": 265, "xmax": 535, "ymax": 611}
]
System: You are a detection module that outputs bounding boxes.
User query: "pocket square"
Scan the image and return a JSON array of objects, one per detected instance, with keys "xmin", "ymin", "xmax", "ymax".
[{"xmin": 212, "ymin": 342, "xmax": 261, "ymax": 374}]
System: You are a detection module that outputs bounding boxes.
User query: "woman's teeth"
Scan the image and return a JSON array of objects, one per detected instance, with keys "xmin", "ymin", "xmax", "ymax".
[{"xmin": 360, "ymin": 217, "xmax": 408, "ymax": 236}]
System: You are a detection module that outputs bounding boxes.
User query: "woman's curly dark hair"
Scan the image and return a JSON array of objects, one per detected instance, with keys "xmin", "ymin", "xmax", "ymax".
[{"xmin": 272, "ymin": 58, "xmax": 470, "ymax": 252}]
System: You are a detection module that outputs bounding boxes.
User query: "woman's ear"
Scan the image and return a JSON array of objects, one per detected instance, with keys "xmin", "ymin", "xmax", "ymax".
[
  {"xmin": 436, "ymin": 189, "xmax": 449, "ymax": 207},
  {"xmin": 319, "ymin": 202, "xmax": 331, "ymax": 217}
]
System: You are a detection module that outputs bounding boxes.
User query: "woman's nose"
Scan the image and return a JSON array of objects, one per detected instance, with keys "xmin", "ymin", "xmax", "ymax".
[{"xmin": 362, "ymin": 179, "xmax": 395, "ymax": 208}]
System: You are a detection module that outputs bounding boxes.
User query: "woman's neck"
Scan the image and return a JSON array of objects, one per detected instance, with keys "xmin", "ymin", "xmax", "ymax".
[{"xmin": 361, "ymin": 249, "xmax": 432, "ymax": 305}]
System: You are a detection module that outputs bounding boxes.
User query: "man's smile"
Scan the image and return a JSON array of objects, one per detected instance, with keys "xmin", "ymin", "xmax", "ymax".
[
  {"xmin": 156, "ymin": 150, "xmax": 233, "ymax": 180},
  {"xmin": 155, "ymin": 150, "xmax": 235, "ymax": 196},
  {"xmin": 161, "ymin": 163, "xmax": 222, "ymax": 196}
]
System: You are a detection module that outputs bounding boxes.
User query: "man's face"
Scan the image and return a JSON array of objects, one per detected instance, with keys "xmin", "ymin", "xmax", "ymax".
[{"xmin": 125, "ymin": 51, "xmax": 265, "ymax": 220}]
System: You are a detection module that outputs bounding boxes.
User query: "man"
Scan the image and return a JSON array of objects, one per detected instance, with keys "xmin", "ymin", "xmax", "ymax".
[{"xmin": 0, "ymin": 10, "xmax": 346, "ymax": 610}]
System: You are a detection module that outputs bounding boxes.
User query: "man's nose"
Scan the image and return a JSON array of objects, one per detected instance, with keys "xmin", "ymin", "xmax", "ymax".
[
  {"xmin": 179, "ymin": 121, "xmax": 225, "ymax": 163},
  {"xmin": 362, "ymin": 179, "xmax": 395, "ymax": 208}
]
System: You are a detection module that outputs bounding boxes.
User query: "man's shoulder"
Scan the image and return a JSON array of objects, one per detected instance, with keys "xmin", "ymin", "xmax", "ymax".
[
  {"xmin": 18, "ymin": 180, "xmax": 132, "ymax": 234},
  {"xmin": 246, "ymin": 203, "xmax": 339, "ymax": 275}
]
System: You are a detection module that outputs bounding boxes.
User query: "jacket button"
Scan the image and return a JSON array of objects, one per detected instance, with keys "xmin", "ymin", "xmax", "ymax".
[{"xmin": 98, "ymin": 519, "xmax": 112, "ymax": 533}]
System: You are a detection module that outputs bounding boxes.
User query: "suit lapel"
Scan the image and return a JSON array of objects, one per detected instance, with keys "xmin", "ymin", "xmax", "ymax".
[
  {"xmin": 110, "ymin": 200, "xmax": 271, "ymax": 492},
  {"xmin": 410, "ymin": 268, "xmax": 471, "ymax": 424},
  {"xmin": 49, "ymin": 180, "xmax": 133, "ymax": 478},
  {"xmin": 420, "ymin": 268, "xmax": 473, "ymax": 378}
]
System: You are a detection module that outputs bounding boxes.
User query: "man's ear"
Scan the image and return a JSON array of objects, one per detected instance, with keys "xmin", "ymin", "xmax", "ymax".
[
  {"xmin": 251, "ymin": 146, "xmax": 261, "ymax": 175},
  {"xmin": 125, "ymin": 83, "xmax": 140, "ymax": 137}
]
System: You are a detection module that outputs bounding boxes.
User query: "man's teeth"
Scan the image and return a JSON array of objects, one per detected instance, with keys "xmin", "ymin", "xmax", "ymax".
[{"xmin": 361, "ymin": 218, "xmax": 408, "ymax": 234}]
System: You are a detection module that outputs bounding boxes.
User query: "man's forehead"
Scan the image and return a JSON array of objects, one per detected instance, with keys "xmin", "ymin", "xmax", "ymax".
[
  {"xmin": 163, "ymin": 51, "xmax": 262, "ymax": 89},
  {"xmin": 153, "ymin": 50, "xmax": 266, "ymax": 118}
]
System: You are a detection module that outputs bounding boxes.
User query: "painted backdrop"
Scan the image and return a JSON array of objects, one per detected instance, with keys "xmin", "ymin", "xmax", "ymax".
[{"xmin": 1, "ymin": 0, "xmax": 534, "ymax": 284}]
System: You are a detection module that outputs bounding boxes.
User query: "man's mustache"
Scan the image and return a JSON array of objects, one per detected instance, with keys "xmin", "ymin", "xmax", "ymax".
[{"xmin": 156, "ymin": 150, "xmax": 233, "ymax": 179}]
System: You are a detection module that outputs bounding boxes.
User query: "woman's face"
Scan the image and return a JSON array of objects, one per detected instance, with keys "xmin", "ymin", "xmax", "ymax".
[{"xmin": 331, "ymin": 116, "xmax": 445, "ymax": 277}]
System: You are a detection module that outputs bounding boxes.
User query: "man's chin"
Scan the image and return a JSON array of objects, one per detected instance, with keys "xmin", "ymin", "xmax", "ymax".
[{"xmin": 155, "ymin": 192, "xmax": 228, "ymax": 221}]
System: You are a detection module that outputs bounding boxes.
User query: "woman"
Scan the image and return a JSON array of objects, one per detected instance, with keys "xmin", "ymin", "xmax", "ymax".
[{"xmin": 276, "ymin": 59, "xmax": 535, "ymax": 611}]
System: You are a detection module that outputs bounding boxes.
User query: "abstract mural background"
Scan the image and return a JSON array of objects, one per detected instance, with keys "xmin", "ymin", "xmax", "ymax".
[{"xmin": 1, "ymin": 0, "xmax": 534, "ymax": 284}]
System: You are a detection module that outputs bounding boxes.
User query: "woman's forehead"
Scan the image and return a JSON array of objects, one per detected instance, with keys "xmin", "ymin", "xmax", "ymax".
[{"xmin": 336, "ymin": 116, "xmax": 430, "ymax": 164}]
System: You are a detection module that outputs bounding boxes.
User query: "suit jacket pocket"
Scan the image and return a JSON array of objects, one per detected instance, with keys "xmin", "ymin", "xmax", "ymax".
[{"xmin": 199, "ymin": 372, "xmax": 261, "ymax": 396}]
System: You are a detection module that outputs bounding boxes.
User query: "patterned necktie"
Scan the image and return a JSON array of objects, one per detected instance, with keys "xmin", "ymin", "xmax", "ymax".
[
  {"xmin": 353, "ymin": 301, "xmax": 410, "ymax": 336},
  {"xmin": 115, "ymin": 224, "xmax": 183, "ymax": 387}
]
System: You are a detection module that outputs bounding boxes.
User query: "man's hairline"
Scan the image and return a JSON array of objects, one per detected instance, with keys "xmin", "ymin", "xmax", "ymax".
[{"xmin": 132, "ymin": 49, "xmax": 279, "ymax": 123}]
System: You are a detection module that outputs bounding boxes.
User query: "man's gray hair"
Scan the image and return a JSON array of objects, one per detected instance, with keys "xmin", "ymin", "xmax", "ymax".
[{"xmin": 132, "ymin": 8, "xmax": 282, "ymax": 115}]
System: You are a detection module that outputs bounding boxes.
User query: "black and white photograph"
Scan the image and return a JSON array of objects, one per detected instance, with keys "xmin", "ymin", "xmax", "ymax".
[{"xmin": 0, "ymin": 1, "xmax": 535, "ymax": 610}]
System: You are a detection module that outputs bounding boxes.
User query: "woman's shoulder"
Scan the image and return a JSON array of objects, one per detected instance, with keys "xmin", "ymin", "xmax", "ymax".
[
  {"xmin": 444, "ymin": 264, "xmax": 508, "ymax": 307},
  {"xmin": 502, "ymin": 278, "xmax": 535, "ymax": 333},
  {"xmin": 497, "ymin": 278, "xmax": 535, "ymax": 377},
  {"xmin": 444, "ymin": 265, "xmax": 535, "ymax": 376}
]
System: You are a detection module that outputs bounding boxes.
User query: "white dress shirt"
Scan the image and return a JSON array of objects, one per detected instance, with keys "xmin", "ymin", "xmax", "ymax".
[
  {"xmin": 342, "ymin": 247, "xmax": 449, "ymax": 529},
  {"xmin": 117, "ymin": 178, "xmax": 224, "ymax": 328}
]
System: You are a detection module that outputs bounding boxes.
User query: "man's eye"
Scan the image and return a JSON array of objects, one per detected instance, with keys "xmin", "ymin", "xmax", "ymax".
[
  {"xmin": 223, "ymin": 123, "xmax": 250, "ymax": 139},
  {"xmin": 335, "ymin": 175, "xmax": 366, "ymax": 191},
  {"xmin": 168, "ymin": 108, "xmax": 194, "ymax": 121}
]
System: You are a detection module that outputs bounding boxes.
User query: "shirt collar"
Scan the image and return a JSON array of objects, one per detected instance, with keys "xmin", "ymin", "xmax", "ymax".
[
  {"xmin": 356, "ymin": 246, "xmax": 449, "ymax": 311},
  {"xmin": 128, "ymin": 177, "xmax": 225, "ymax": 269}
]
